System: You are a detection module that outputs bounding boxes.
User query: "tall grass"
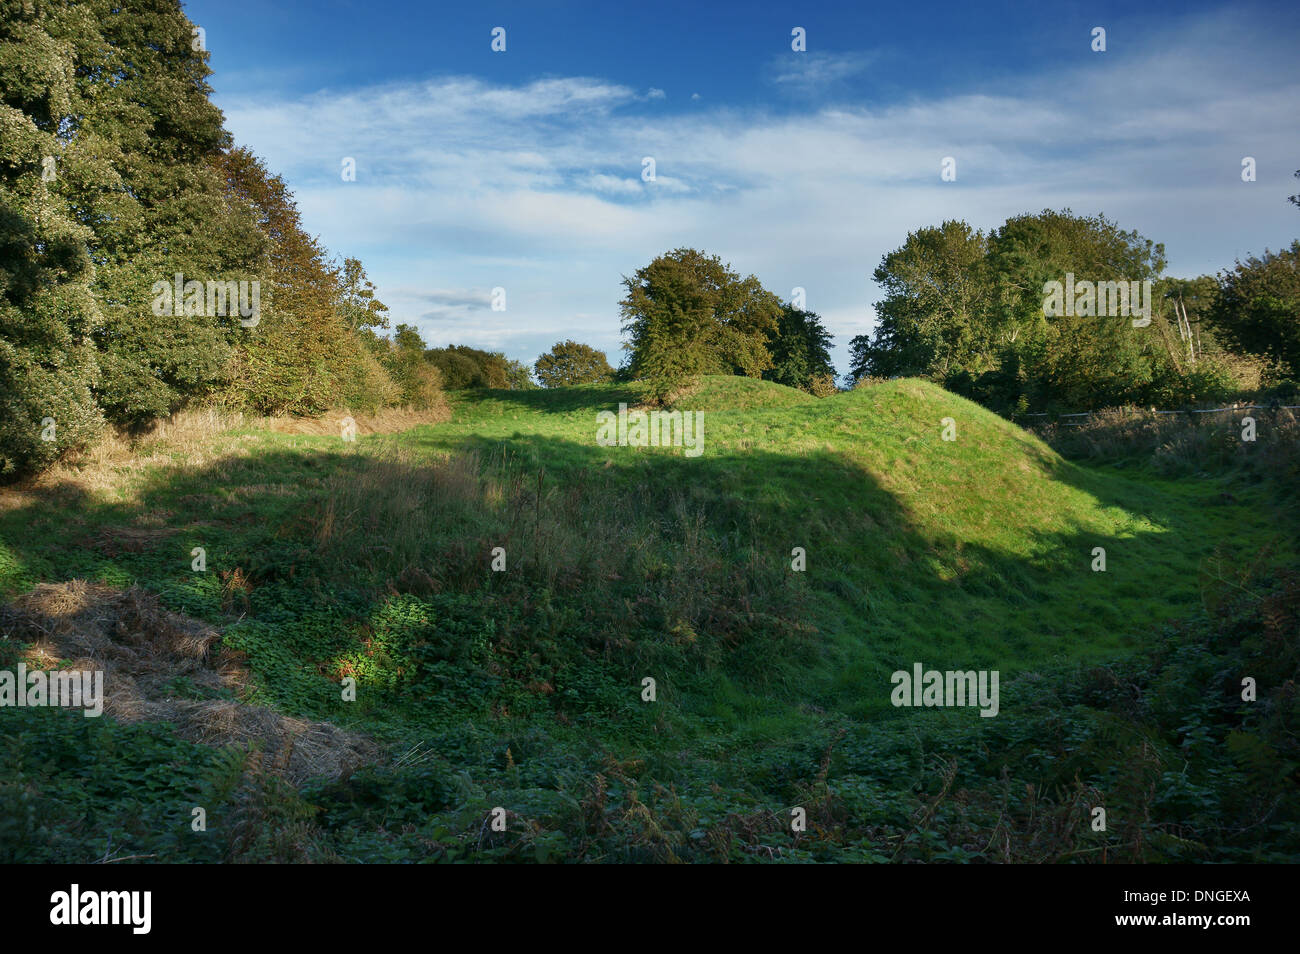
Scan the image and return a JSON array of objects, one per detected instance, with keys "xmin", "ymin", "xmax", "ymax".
[
  {"xmin": 1033, "ymin": 405, "xmax": 1300, "ymax": 478},
  {"xmin": 307, "ymin": 444, "xmax": 804, "ymax": 679}
]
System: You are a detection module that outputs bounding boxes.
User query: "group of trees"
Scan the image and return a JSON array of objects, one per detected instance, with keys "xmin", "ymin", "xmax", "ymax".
[
  {"xmin": 470, "ymin": 251, "xmax": 838, "ymax": 400},
  {"xmin": 5, "ymin": 1, "xmax": 1291, "ymax": 480},
  {"xmin": 0, "ymin": 0, "xmax": 450, "ymax": 478},
  {"xmin": 1212, "ymin": 238, "xmax": 1300, "ymax": 385},
  {"xmin": 607, "ymin": 210, "xmax": 1296, "ymax": 414},
  {"xmin": 848, "ymin": 208, "xmax": 1299, "ymax": 412},
  {"xmin": 618, "ymin": 248, "xmax": 836, "ymax": 401}
]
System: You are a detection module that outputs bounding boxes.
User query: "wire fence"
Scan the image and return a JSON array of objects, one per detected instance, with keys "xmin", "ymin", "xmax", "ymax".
[{"xmin": 1013, "ymin": 405, "xmax": 1300, "ymax": 427}]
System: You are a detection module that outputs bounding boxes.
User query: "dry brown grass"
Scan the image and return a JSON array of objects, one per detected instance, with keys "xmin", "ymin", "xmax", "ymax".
[
  {"xmin": 0, "ymin": 580, "xmax": 376, "ymax": 784},
  {"xmin": 1033, "ymin": 403, "xmax": 1300, "ymax": 476},
  {"xmin": 9, "ymin": 403, "xmax": 451, "ymax": 501},
  {"xmin": 21, "ymin": 408, "xmax": 255, "ymax": 497},
  {"xmin": 255, "ymin": 403, "xmax": 450, "ymax": 437}
]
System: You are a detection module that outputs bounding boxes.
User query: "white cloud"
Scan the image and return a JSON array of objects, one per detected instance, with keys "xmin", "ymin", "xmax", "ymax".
[
  {"xmin": 770, "ymin": 51, "xmax": 878, "ymax": 92},
  {"xmin": 220, "ymin": 10, "xmax": 1300, "ymax": 372},
  {"xmin": 582, "ymin": 173, "xmax": 643, "ymax": 195}
]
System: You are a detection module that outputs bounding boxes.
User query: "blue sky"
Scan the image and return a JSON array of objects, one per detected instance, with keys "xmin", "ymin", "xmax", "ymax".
[{"xmin": 187, "ymin": 0, "xmax": 1300, "ymax": 376}]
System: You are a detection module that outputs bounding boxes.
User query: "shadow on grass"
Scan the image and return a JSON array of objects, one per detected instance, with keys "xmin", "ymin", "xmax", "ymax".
[
  {"xmin": 3, "ymin": 418, "xmax": 1285, "ymax": 864},
  {"xmin": 453, "ymin": 382, "xmax": 645, "ymax": 415},
  {"xmin": 0, "ymin": 417, "xmax": 1240, "ymax": 727}
]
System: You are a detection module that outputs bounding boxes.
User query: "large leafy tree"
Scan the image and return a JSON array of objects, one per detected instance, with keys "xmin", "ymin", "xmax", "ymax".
[
  {"xmin": 764, "ymin": 305, "xmax": 836, "ymax": 390},
  {"xmin": 0, "ymin": 3, "xmax": 104, "ymax": 475},
  {"xmin": 1, "ymin": 0, "xmax": 419, "ymax": 475},
  {"xmin": 851, "ymin": 211, "xmax": 1170, "ymax": 410},
  {"xmin": 848, "ymin": 221, "xmax": 991, "ymax": 383},
  {"xmin": 620, "ymin": 248, "xmax": 782, "ymax": 399},
  {"xmin": 0, "ymin": 0, "xmax": 272, "ymax": 430},
  {"xmin": 1211, "ymin": 241, "xmax": 1300, "ymax": 379},
  {"xmin": 71, "ymin": 0, "xmax": 267, "ymax": 425},
  {"xmin": 983, "ymin": 210, "xmax": 1166, "ymax": 409},
  {"xmin": 534, "ymin": 339, "xmax": 613, "ymax": 387}
]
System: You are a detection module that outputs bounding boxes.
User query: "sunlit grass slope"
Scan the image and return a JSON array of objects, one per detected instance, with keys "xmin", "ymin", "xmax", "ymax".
[
  {"xmin": 418, "ymin": 377, "xmax": 1270, "ymax": 708},
  {"xmin": 0, "ymin": 375, "xmax": 1291, "ymax": 862}
]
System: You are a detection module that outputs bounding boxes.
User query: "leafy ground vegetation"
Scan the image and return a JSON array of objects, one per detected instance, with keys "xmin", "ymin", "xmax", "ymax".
[{"xmin": 1, "ymin": 376, "xmax": 1296, "ymax": 863}]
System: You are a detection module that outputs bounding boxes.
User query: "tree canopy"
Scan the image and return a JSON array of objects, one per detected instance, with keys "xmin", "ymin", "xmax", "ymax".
[
  {"xmin": 620, "ymin": 248, "xmax": 784, "ymax": 399},
  {"xmin": 535, "ymin": 340, "xmax": 614, "ymax": 388}
]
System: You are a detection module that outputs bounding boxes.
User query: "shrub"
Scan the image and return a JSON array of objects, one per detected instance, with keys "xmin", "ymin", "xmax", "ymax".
[
  {"xmin": 805, "ymin": 373, "xmax": 838, "ymax": 397},
  {"xmin": 426, "ymin": 346, "xmax": 508, "ymax": 390},
  {"xmin": 381, "ymin": 325, "xmax": 447, "ymax": 409},
  {"xmin": 534, "ymin": 340, "xmax": 614, "ymax": 387}
]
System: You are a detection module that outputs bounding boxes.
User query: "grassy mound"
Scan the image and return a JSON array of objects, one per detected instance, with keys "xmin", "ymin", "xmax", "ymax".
[
  {"xmin": 1, "ymin": 375, "xmax": 1295, "ymax": 862},
  {"xmin": 670, "ymin": 375, "xmax": 816, "ymax": 411}
]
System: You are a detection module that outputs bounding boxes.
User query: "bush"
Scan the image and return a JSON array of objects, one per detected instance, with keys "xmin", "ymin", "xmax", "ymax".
[
  {"xmin": 1212, "ymin": 240, "xmax": 1300, "ymax": 378},
  {"xmin": 504, "ymin": 359, "xmax": 538, "ymax": 390},
  {"xmin": 1147, "ymin": 354, "xmax": 1241, "ymax": 408},
  {"xmin": 534, "ymin": 340, "xmax": 614, "ymax": 387},
  {"xmin": 426, "ymin": 346, "xmax": 508, "ymax": 389},
  {"xmin": 426, "ymin": 350, "xmax": 483, "ymax": 390},
  {"xmin": 227, "ymin": 306, "xmax": 402, "ymax": 416},
  {"xmin": 805, "ymin": 373, "xmax": 838, "ymax": 397},
  {"xmin": 381, "ymin": 325, "xmax": 447, "ymax": 409}
]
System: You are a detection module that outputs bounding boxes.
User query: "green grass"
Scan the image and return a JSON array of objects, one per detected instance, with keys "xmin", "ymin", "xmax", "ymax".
[{"xmin": 1, "ymin": 376, "xmax": 1295, "ymax": 862}]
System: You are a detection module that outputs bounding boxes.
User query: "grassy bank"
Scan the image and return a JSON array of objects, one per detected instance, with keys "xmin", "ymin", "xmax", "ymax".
[{"xmin": 1, "ymin": 377, "xmax": 1295, "ymax": 862}]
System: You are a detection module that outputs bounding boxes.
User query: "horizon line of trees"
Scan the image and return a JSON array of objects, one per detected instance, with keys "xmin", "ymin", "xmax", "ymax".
[
  {"xmin": 5, "ymin": 1, "xmax": 1294, "ymax": 479},
  {"xmin": 846, "ymin": 206, "xmax": 1300, "ymax": 414},
  {"xmin": 609, "ymin": 197, "xmax": 1298, "ymax": 413}
]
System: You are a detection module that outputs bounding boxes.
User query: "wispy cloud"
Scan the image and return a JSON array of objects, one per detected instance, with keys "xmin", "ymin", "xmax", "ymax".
[
  {"xmin": 770, "ymin": 51, "xmax": 879, "ymax": 92},
  {"xmin": 220, "ymin": 10, "xmax": 1300, "ymax": 372}
]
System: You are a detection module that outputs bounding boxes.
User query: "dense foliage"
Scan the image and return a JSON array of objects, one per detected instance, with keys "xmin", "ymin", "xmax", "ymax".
[
  {"xmin": 619, "ymin": 248, "xmax": 784, "ymax": 400},
  {"xmin": 618, "ymin": 248, "xmax": 841, "ymax": 399},
  {"xmin": 0, "ymin": 0, "xmax": 439, "ymax": 478},
  {"xmin": 763, "ymin": 305, "xmax": 837, "ymax": 393},
  {"xmin": 426, "ymin": 345, "xmax": 509, "ymax": 390},
  {"xmin": 848, "ymin": 210, "xmax": 1296, "ymax": 412},
  {"xmin": 1210, "ymin": 240, "xmax": 1300, "ymax": 380},
  {"xmin": 534, "ymin": 340, "xmax": 614, "ymax": 388}
]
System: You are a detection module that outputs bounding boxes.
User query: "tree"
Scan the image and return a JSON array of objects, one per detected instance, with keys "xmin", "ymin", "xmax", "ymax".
[
  {"xmin": 851, "ymin": 211, "xmax": 1171, "ymax": 410},
  {"xmin": 1, "ymin": 0, "xmax": 418, "ymax": 476},
  {"xmin": 984, "ymin": 210, "xmax": 1166, "ymax": 410},
  {"xmin": 620, "ymin": 248, "xmax": 782, "ymax": 399},
  {"xmin": 503, "ymin": 358, "xmax": 538, "ymax": 390},
  {"xmin": 74, "ymin": 0, "xmax": 267, "ymax": 425},
  {"xmin": 1211, "ymin": 241, "xmax": 1300, "ymax": 379},
  {"xmin": 848, "ymin": 221, "xmax": 991, "ymax": 383},
  {"xmin": 425, "ymin": 345, "xmax": 508, "ymax": 389},
  {"xmin": 765, "ymin": 305, "xmax": 836, "ymax": 391},
  {"xmin": 534, "ymin": 340, "xmax": 614, "ymax": 387},
  {"xmin": 336, "ymin": 257, "xmax": 390, "ymax": 334},
  {"xmin": 0, "ymin": 2, "xmax": 107, "ymax": 474},
  {"xmin": 0, "ymin": 99, "xmax": 104, "ymax": 474}
]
